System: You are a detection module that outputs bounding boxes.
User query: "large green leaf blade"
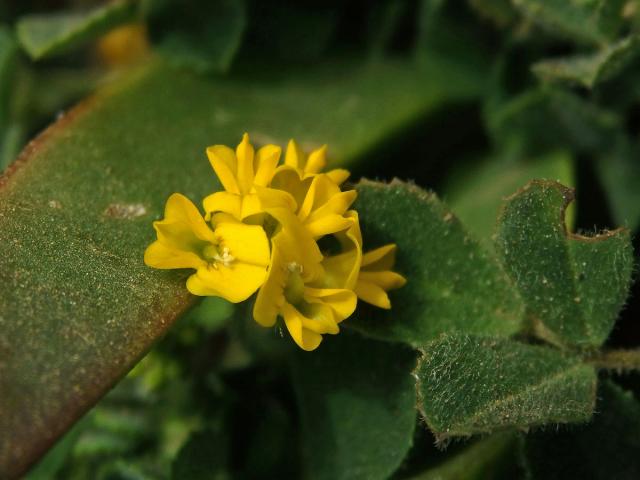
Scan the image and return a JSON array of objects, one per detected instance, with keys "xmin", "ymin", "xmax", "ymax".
[
  {"xmin": 416, "ymin": 334, "xmax": 596, "ymax": 440},
  {"xmin": 0, "ymin": 57, "xmax": 470, "ymax": 478},
  {"xmin": 347, "ymin": 180, "xmax": 524, "ymax": 345},
  {"xmin": 495, "ymin": 180, "xmax": 633, "ymax": 347},
  {"xmin": 290, "ymin": 331, "xmax": 417, "ymax": 480}
]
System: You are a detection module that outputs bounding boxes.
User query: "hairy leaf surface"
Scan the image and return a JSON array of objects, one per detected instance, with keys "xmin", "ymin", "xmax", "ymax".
[
  {"xmin": 495, "ymin": 180, "xmax": 633, "ymax": 347},
  {"xmin": 348, "ymin": 180, "xmax": 524, "ymax": 345},
  {"xmin": 416, "ymin": 334, "xmax": 597, "ymax": 439}
]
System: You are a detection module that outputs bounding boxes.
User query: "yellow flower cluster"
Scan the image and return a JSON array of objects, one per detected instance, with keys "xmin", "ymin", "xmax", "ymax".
[{"xmin": 144, "ymin": 134, "xmax": 405, "ymax": 350}]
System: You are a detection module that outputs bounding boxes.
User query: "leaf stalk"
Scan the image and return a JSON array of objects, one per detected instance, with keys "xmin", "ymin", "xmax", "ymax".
[{"xmin": 588, "ymin": 349, "xmax": 640, "ymax": 372}]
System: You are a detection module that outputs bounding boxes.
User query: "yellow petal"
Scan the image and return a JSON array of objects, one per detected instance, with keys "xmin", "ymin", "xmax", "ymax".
[
  {"xmin": 298, "ymin": 302, "xmax": 340, "ymax": 334},
  {"xmin": 207, "ymin": 145, "xmax": 240, "ymax": 194},
  {"xmin": 240, "ymin": 193, "xmax": 264, "ymax": 219},
  {"xmin": 266, "ymin": 209, "xmax": 323, "ymax": 280},
  {"xmin": 305, "ymin": 214, "xmax": 353, "ymax": 238},
  {"xmin": 319, "ymin": 215, "xmax": 361, "ymax": 289},
  {"xmin": 203, "ymin": 191, "xmax": 242, "ymax": 220},
  {"xmin": 311, "ymin": 174, "xmax": 343, "ymax": 205},
  {"xmin": 215, "ymin": 222, "xmax": 270, "ymax": 267},
  {"xmin": 253, "ymin": 144, "xmax": 282, "ymax": 187},
  {"xmin": 253, "ymin": 241, "xmax": 287, "ymax": 327},
  {"xmin": 304, "ymin": 287, "xmax": 357, "ymax": 322},
  {"xmin": 342, "ymin": 210, "xmax": 363, "ymax": 246},
  {"xmin": 326, "ymin": 168, "xmax": 350, "ymax": 185},
  {"xmin": 254, "ymin": 185, "xmax": 297, "ymax": 211},
  {"xmin": 210, "ymin": 212, "xmax": 242, "ymax": 226},
  {"xmin": 303, "ymin": 190, "xmax": 357, "ymax": 236},
  {"xmin": 361, "ymin": 244, "xmax": 397, "ymax": 270},
  {"xmin": 299, "ymin": 174, "xmax": 343, "ymax": 220},
  {"xmin": 155, "ymin": 193, "xmax": 216, "ymax": 249},
  {"xmin": 235, "ymin": 133, "xmax": 255, "ymax": 194},
  {"xmin": 285, "ymin": 139, "xmax": 304, "ymax": 170},
  {"xmin": 354, "ymin": 280, "xmax": 391, "ymax": 309},
  {"xmin": 310, "ymin": 190, "xmax": 357, "ymax": 218},
  {"xmin": 359, "ymin": 271, "xmax": 407, "ymax": 290},
  {"xmin": 281, "ymin": 302, "xmax": 323, "ymax": 351},
  {"xmin": 305, "ymin": 144, "xmax": 327, "ymax": 174},
  {"xmin": 163, "ymin": 193, "xmax": 216, "ymax": 238},
  {"xmin": 187, "ymin": 263, "xmax": 267, "ymax": 302},
  {"xmin": 271, "ymin": 166, "xmax": 312, "ymax": 208},
  {"xmin": 298, "ymin": 176, "xmax": 318, "ymax": 220},
  {"xmin": 144, "ymin": 241, "xmax": 205, "ymax": 269},
  {"xmin": 321, "ymin": 250, "xmax": 358, "ymax": 288}
]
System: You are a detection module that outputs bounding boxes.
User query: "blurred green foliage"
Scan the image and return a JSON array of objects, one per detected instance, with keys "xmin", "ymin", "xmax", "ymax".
[{"xmin": 1, "ymin": 0, "xmax": 640, "ymax": 479}]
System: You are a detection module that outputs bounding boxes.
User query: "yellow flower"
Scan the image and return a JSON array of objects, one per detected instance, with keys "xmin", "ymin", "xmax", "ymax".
[
  {"xmin": 259, "ymin": 172, "xmax": 357, "ymax": 238},
  {"xmin": 203, "ymin": 133, "xmax": 293, "ymax": 221},
  {"xmin": 298, "ymin": 174, "xmax": 358, "ymax": 237},
  {"xmin": 253, "ymin": 229, "xmax": 357, "ymax": 351},
  {"xmin": 144, "ymin": 193, "xmax": 270, "ymax": 303},
  {"xmin": 144, "ymin": 134, "xmax": 407, "ymax": 351},
  {"xmin": 317, "ymin": 206, "xmax": 405, "ymax": 309},
  {"xmin": 257, "ymin": 203, "xmax": 325, "ymax": 282},
  {"xmin": 355, "ymin": 244, "xmax": 406, "ymax": 309},
  {"xmin": 282, "ymin": 139, "xmax": 350, "ymax": 185},
  {"xmin": 97, "ymin": 23, "xmax": 150, "ymax": 67},
  {"xmin": 318, "ymin": 211, "xmax": 362, "ymax": 290}
]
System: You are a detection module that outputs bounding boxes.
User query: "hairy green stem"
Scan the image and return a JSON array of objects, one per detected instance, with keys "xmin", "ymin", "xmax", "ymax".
[{"xmin": 588, "ymin": 349, "xmax": 640, "ymax": 372}]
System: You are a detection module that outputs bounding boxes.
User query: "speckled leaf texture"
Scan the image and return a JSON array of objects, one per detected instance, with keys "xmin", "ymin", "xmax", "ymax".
[
  {"xmin": 0, "ymin": 57, "xmax": 472, "ymax": 478},
  {"xmin": 416, "ymin": 335, "xmax": 597, "ymax": 440},
  {"xmin": 290, "ymin": 331, "xmax": 417, "ymax": 480},
  {"xmin": 495, "ymin": 180, "xmax": 633, "ymax": 348},
  {"xmin": 347, "ymin": 180, "xmax": 524, "ymax": 345}
]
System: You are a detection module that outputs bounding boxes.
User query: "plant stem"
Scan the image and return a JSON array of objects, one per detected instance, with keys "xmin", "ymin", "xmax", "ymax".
[{"xmin": 588, "ymin": 349, "xmax": 640, "ymax": 372}]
